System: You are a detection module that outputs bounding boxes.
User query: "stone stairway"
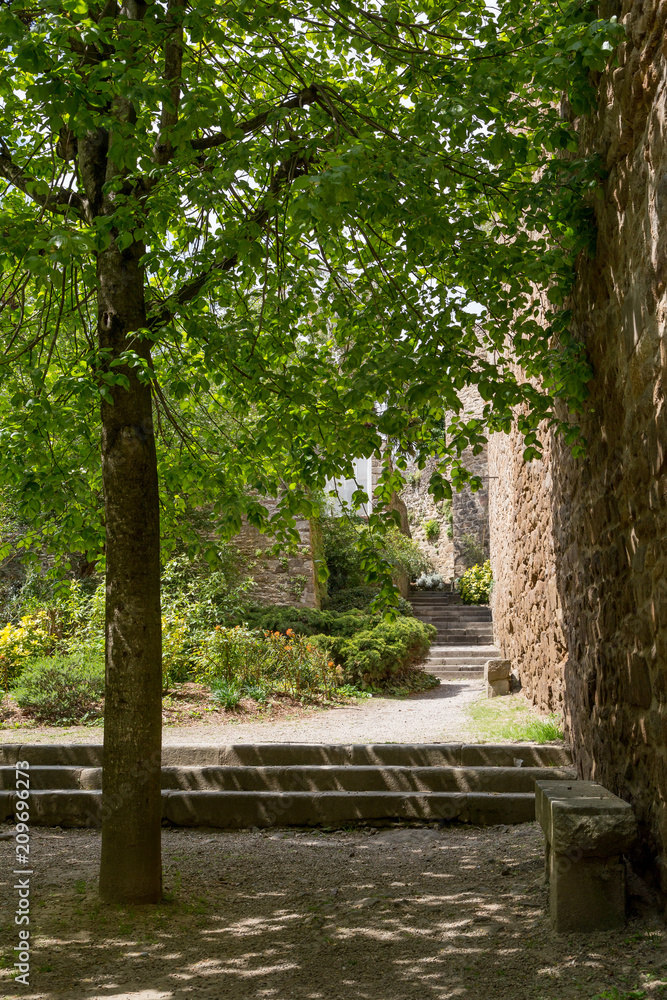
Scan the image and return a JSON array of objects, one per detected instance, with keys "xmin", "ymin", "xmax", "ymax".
[
  {"xmin": 0, "ymin": 743, "xmax": 574, "ymax": 829},
  {"xmin": 410, "ymin": 589, "xmax": 500, "ymax": 681}
]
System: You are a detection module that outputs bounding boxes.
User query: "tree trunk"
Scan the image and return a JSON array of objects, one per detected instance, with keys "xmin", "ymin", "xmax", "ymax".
[{"xmin": 97, "ymin": 237, "xmax": 163, "ymax": 904}]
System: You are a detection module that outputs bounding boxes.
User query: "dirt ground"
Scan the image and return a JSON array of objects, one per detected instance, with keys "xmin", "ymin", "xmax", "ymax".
[{"xmin": 1, "ymin": 822, "xmax": 665, "ymax": 1000}]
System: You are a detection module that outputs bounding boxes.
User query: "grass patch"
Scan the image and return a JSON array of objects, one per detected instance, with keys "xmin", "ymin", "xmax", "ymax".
[{"xmin": 467, "ymin": 693, "xmax": 564, "ymax": 743}]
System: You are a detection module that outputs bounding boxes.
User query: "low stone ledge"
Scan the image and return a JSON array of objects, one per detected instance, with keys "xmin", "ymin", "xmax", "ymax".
[{"xmin": 535, "ymin": 779, "xmax": 637, "ymax": 933}]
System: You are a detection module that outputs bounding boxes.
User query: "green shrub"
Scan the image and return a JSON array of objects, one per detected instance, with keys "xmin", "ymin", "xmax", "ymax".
[
  {"xmin": 459, "ymin": 533, "xmax": 486, "ymax": 569},
  {"xmin": 321, "ymin": 617, "xmax": 436, "ymax": 687},
  {"xmin": 195, "ymin": 625, "xmax": 341, "ymax": 700},
  {"xmin": 382, "ymin": 528, "xmax": 432, "ymax": 581},
  {"xmin": 422, "ymin": 518, "xmax": 440, "ymax": 543},
  {"xmin": 13, "ymin": 654, "xmax": 105, "ymax": 723},
  {"xmin": 0, "ymin": 611, "xmax": 55, "ymax": 689},
  {"xmin": 211, "ymin": 679, "xmax": 242, "ymax": 711},
  {"xmin": 459, "ymin": 561, "xmax": 493, "ymax": 604},
  {"xmin": 240, "ymin": 605, "xmax": 373, "ymax": 639},
  {"xmin": 241, "ymin": 681, "xmax": 268, "ymax": 704},
  {"xmin": 323, "ymin": 586, "xmax": 380, "ymax": 612},
  {"xmin": 323, "ymin": 588, "xmax": 413, "ymax": 616},
  {"xmin": 321, "ymin": 516, "xmax": 431, "ymax": 593}
]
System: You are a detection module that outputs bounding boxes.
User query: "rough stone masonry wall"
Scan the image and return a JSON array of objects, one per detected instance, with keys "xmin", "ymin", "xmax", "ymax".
[
  {"xmin": 490, "ymin": 0, "xmax": 667, "ymax": 891},
  {"xmin": 400, "ymin": 384, "xmax": 490, "ymax": 581},
  {"xmin": 233, "ymin": 505, "xmax": 319, "ymax": 608},
  {"xmin": 488, "ymin": 427, "xmax": 568, "ymax": 710}
]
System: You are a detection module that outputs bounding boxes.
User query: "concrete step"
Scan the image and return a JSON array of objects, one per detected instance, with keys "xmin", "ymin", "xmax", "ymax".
[
  {"xmin": 0, "ymin": 764, "xmax": 575, "ymax": 794},
  {"xmin": 0, "ymin": 742, "xmax": 572, "ymax": 768},
  {"xmin": 0, "ymin": 788, "xmax": 544, "ymax": 828}
]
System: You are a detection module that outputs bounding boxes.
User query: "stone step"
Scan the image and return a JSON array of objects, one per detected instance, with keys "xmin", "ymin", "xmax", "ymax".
[
  {"xmin": 423, "ymin": 660, "xmax": 484, "ymax": 677},
  {"xmin": 417, "ymin": 615, "xmax": 493, "ymax": 624},
  {"xmin": 426, "ymin": 653, "xmax": 498, "ymax": 662},
  {"xmin": 426, "ymin": 647, "xmax": 500, "ymax": 665},
  {"xmin": 429, "ymin": 670, "xmax": 484, "ymax": 679},
  {"xmin": 429, "ymin": 646, "xmax": 500, "ymax": 655},
  {"xmin": 0, "ymin": 764, "xmax": 576, "ymax": 794},
  {"xmin": 433, "ymin": 636, "xmax": 495, "ymax": 645},
  {"xmin": 0, "ymin": 742, "xmax": 572, "ymax": 768},
  {"xmin": 431, "ymin": 623, "xmax": 494, "ymax": 632},
  {"xmin": 0, "ymin": 788, "xmax": 543, "ymax": 829},
  {"xmin": 0, "ymin": 743, "xmax": 573, "ymax": 830}
]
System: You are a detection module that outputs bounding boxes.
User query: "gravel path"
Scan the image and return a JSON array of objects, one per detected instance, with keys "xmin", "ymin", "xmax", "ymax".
[
  {"xmin": 1, "ymin": 823, "xmax": 664, "ymax": 1000},
  {"xmin": 1, "ymin": 680, "xmax": 486, "ymax": 746}
]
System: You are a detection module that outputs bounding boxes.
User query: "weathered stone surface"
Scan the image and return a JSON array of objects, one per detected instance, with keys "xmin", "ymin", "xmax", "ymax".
[
  {"xmin": 399, "ymin": 386, "xmax": 490, "ymax": 580},
  {"xmin": 487, "ymin": 679, "xmax": 511, "ymax": 699},
  {"xmin": 232, "ymin": 502, "xmax": 320, "ymax": 607},
  {"xmin": 488, "ymin": 0, "xmax": 667, "ymax": 893},
  {"xmin": 536, "ymin": 780, "xmax": 637, "ymax": 857},
  {"xmin": 486, "ymin": 659, "xmax": 511, "ymax": 683},
  {"xmin": 536, "ymin": 780, "xmax": 636, "ymax": 932},
  {"xmin": 548, "ymin": 854, "xmax": 627, "ymax": 934}
]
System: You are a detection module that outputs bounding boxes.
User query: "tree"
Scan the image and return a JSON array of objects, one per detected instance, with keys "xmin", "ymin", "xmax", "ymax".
[{"xmin": 0, "ymin": 0, "xmax": 621, "ymax": 901}]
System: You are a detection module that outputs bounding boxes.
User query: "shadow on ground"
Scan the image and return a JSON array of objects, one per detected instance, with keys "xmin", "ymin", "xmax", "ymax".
[{"xmin": 0, "ymin": 823, "xmax": 665, "ymax": 1000}]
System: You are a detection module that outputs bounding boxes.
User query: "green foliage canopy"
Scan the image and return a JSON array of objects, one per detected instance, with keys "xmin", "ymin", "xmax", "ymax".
[{"xmin": 0, "ymin": 0, "xmax": 622, "ymax": 583}]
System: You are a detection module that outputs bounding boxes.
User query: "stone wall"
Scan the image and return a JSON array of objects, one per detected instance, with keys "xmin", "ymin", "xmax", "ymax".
[
  {"xmin": 490, "ymin": 0, "xmax": 667, "ymax": 891},
  {"xmin": 401, "ymin": 455, "xmax": 455, "ymax": 579},
  {"xmin": 400, "ymin": 384, "xmax": 491, "ymax": 582},
  {"xmin": 488, "ymin": 430, "xmax": 567, "ymax": 710},
  {"xmin": 233, "ymin": 507, "xmax": 319, "ymax": 608},
  {"xmin": 452, "ymin": 443, "xmax": 490, "ymax": 577}
]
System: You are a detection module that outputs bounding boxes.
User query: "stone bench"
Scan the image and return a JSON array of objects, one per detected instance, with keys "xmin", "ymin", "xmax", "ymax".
[{"xmin": 535, "ymin": 779, "xmax": 637, "ymax": 933}]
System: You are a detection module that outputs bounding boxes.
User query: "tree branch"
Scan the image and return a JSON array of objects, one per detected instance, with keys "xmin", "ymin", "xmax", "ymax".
[
  {"xmin": 154, "ymin": 0, "xmax": 185, "ymax": 166},
  {"xmin": 0, "ymin": 144, "xmax": 87, "ymax": 219},
  {"xmin": 147, "ymin": 142, "xmax": 313, "ymax": 329},
  {"xmin": 189, "ymin": 85, "xmax": 321, "ymax": 154}
]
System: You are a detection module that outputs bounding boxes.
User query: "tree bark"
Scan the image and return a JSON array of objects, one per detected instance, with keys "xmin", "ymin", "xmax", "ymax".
[{"xmin": 97, "ymin": 236, "xmax": 163, "ymax": 904}]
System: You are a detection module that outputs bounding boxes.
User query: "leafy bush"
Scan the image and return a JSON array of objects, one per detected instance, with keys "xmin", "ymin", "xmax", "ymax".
[
  {"xmin": 0, "ymin": 611, "xmax": 55, "ymax": 689},
  {"xmin": 323, "ymin": 587, "xmax": 413, "ymax": 616},
  {"xmin": 13, "ymin": 654, "xmax": 105, "ymax": 723},
  {"xmin": 321, "ymin": 617, "xmax": 436, "ymax": 688},
  {"xmin": 382, "ymin": 528, "xmax": 431, "ymax": 581},
  {"xmin": 161, "ymin": 611, "xmax": 193, "ymax": 688},
  {"xmin": 459, "ymin": 532, "xmax": 486, "ymax": 570},
  {"xmin": 211, "ymin": 679, "xmax": 242, "ymax": 711},
  {"xmin": 240, "ymin": 604, "xmax": 374, "ymax": 639},
  {"xmin": 323, "ymin": 585, "xmax": 380, "ymax": 612},
  {"xmin": 321, "ymin": 516, "xmax": 431, "ymax": 593},
  {"xmin": 415, "ymin": 572, "xmax": 447, "ymax": 590},
  {"xmin": 195, "ymin": 625, "xmax": 341, "ymax": 700},
  {"xmin": 321, "ymin": 515, "xmax": 366, "ymax": 591},
  {"xmin": 459, "ymin": 561, "xmax": 493, "ymax": 604},
  {"xmin": 422, "ymin": 519, "xmax": 440, "ymax": 543}
]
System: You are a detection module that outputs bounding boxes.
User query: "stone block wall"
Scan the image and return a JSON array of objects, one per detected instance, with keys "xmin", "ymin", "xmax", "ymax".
[
  {"xmin": 233, "ymin": 507, "xmax": 320, "ymax": 608},
  {"xmin": 452, "ymin": 443, "xmax": 490, "ymax": 577},
  {"xmin": 490, "ymin": 0, "xmax": 667, "ymax": 891},
  {"xmin": 554, "ymin": 0, "xmax": 667, "ymax": 891},
  {"xmin": 399, "ymin": 384, "xmax": 491, "ymax": 582},
  {"xmin": 488, "ymin": 429, "xmax": 567, "ymax": 711},
  {"xmin": 401, "ymin": 455, "xmax": 455, "ymax": 579}
]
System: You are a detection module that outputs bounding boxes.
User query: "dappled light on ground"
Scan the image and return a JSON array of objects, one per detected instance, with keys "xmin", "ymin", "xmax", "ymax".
[{"xmin": 0, "ymin": 825, "xmax": 665, "ymax": 999}]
